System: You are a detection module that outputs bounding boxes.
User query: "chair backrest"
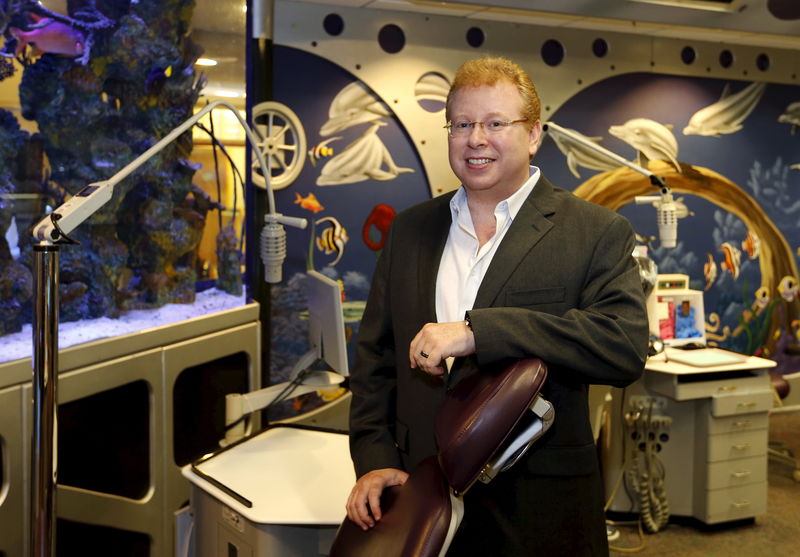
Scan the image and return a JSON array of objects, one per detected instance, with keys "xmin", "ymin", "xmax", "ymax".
[{"xmin": 436, "ymin": 358, "xmax": 550, "ymax": 494}]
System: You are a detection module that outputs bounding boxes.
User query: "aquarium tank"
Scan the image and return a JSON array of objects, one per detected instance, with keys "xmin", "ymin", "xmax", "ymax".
[{"xmin": 0, "ymin": 0, "xmax": 248, "ymax": 364}]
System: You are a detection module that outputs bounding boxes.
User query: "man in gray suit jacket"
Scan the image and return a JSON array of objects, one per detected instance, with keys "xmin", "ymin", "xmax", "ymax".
[{"xmin": 345, "ymin": 56, "xmax": 649, "ymax": 556}]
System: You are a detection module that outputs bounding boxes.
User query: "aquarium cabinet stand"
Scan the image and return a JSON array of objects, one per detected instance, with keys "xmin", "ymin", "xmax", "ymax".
[{"xmin": 0, "ymin": 302, "xmax": 261, "ymax": 557}]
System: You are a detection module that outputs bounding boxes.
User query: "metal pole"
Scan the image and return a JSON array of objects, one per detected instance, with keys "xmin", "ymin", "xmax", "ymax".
[{"xmin": 31, "ymin": 243, "xmax": 59, "ymax": 557}]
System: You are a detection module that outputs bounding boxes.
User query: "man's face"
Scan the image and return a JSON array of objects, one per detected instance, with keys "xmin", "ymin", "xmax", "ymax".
[{"xmin": 447, "ymin": 80, "xmax": 542, "ymax": 198}]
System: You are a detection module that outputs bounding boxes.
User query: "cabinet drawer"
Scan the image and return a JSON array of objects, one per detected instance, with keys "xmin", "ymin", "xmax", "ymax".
[
  {"xmin": 707, "ymin": 430, "xmax": 767, "ymax": 462},
  {"xmin": 705, "ymin": 456, "xmax": 767, "ymax": 490},
  {"xmin": 711, "ymin": 389, "xmax": 773, "ymax": 417},
  {"xmin": 705, "ymin": 413, "xmax": 769, "ymax": 435},
  {"xmin": 701, "ymin": 483, "xmax": 767, "ymax": 524}
]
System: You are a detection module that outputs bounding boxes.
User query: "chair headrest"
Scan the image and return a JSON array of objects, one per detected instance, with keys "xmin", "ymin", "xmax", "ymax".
[{"xmin": 434, "ymin": 358, "xmax": 550, "ymax": 494}]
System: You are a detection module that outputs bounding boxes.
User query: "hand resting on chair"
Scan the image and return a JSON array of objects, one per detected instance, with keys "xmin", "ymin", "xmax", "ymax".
[{"xmin": 346, "ymin": 467, "xmax": 410, "ymax": 530}]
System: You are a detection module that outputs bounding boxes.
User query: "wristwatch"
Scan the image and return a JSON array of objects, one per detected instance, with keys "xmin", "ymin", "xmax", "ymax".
[{"xmin": 464, "ymin": 311, "xmax": 473, "ymax": 331}]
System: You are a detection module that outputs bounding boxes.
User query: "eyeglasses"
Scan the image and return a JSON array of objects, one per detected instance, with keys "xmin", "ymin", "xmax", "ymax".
[{"xmin": 444, "ymin": 118, "xmax": 528, "ymax": 137}]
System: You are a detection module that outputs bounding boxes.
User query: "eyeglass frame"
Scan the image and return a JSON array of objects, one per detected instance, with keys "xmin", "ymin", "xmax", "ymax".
[{"xmin": 444, "ymin": 118, "xmax": 529, "ymax": 137}]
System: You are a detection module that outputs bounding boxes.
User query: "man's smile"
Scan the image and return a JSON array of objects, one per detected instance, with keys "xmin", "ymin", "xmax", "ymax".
[{"xmin": 467, "ymin": 157, "xmax": 495, "ymax": 166}]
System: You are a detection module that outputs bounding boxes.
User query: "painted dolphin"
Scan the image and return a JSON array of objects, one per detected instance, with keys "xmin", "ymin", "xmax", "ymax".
[
  {"xmin": 608, "ymin": 118, "xmax": 681, "ymax": 173},
  {"xmin": 320, "ymin": 81, "xmax": 392, "ymax": 136},
  {"xmin": 683, "ymin": 82, "xmax": 766, "ymax": 136},
  {"xmin": 778, "ymin": 101, "xmax": 800, "ymax": 134},
  {"xmin": 547, "ymin": 127, "xmax": 619, "ymax": 178}
]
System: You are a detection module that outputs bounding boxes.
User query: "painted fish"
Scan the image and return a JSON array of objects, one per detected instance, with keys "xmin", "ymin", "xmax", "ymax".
[
  {"xmin": 308, "ymin": 137, "xmax": 339, "ymax": 166},
  {"xmin": 362, "ymin": 203, "xmax": 396, "ymax": 251},
  {"xmin": 753, "ymin": 286, "xmax": 770, "ymax": 310},
  {"xmin": 777, "ymin": 275, "xmax": 798, "ymax": 302},
  {"xmin": 741, "ymin": 230, "xmax": 760, "ymax": 260},
  {"xmin": 294, "ymin": 192, "xmax": 325, "ymax": 213},
  {"xmin": 11, "ymin": 17, "xmax": 85, "ymax": 57},
  {"xmin": 720, "ymin": 242, "xmax": 741, "ymax": 280},
  {"xmin": 778, "ymin": 101, "xmax": 800, "ymax": 134},
  {"xmin": 608, "ymin": 118, "xmax": 680, "ymax": 173},
  {"xmin": 546, "ymin": 126, "xmax": 619, "ymax": 178},
  {"xmin": 683, "ymin": 82, "xmax": 767, "ymax": 136},
  {"xmin": 315, "ymin": 216, "xmax": 349, "ymax": 266},
  {"xmin": 703, "ymin": 253, "xmax": 718, "ymax": 291}
]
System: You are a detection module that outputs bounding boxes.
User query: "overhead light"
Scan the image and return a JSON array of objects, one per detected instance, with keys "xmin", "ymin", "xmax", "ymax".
[
  {"xmin": 627, "ymin": 0, "xmax": 744, "ymax": 12},
  {"xmin": 195, "ymin": 57, "xmax": 218, "ymax": 67},
  {"xmin": 206, "ymin": 88, "xmax": 245, "ymax": 98}
]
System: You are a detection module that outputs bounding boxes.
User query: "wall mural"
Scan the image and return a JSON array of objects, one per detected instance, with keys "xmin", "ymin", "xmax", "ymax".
[
  {"xmin": 268, "ymin": 45, "xmax": 428, "ymax": 413},
  {"xmin": 535, "ymin": 73, "xmax": 800, "ymax": 372},
  {"xmin": 269, "ymin": 53, "xmax": 800, "ymax": 401}
]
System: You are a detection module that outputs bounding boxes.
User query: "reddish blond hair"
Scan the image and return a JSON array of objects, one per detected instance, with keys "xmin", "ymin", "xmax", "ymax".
[{"xmin": 446, "ymin": 56, "xmax": 541, "ymax": 128}]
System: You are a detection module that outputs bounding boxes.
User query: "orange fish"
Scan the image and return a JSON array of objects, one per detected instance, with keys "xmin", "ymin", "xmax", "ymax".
[
  {"xmin": 294, "ymin": 192, "xmax": 325, "ymax": 213},
  {"xmin": 741, "ymin": 230, "xmax": 760, "ymax": 260},
  {"xmin": 703, "ymin": 253, "xmax": 717, "ymax": 291},
  {"xmin": 720, "ymin": 242, "xmax": 741, "ymax": 280}
]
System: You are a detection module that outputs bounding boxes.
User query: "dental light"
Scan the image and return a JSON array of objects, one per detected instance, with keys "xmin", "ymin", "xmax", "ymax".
[
  {"xmin": 29, "ymin": 100, "xmax": 306, "ymax": 556},
  {"xmin": 542, "ymin": 121, "xmax": 680, "ymax": 249}
]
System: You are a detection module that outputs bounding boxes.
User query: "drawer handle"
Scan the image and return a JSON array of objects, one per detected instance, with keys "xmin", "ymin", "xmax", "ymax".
[
  {"xmin": 731, "ymin": 500, "xmax": 751, "ymax": 509},
  {"xmin": 733, "ymin": 443, "xmax": 751, "ymax": 451},
  {"xmin": 718, "ymin": 385, "xmax": 738, "ymax": 392},
  {"xmin": 731, "ymin": 470, "xmax": 752, "ymax": 479},
  {"xmin": 737, "ymin": 402, "xmax": 758, "ymax": 409},
  {"xmin": 732, "ymin": 420, "xmax": 752, "ymax": 428}
]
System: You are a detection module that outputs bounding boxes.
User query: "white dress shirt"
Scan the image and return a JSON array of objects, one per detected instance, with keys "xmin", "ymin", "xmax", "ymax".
[{"xmin": 435, "ymin": 166, "xmax": 541, "ymax": 368}]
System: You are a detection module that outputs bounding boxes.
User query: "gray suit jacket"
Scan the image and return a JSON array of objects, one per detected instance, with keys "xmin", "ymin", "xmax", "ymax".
[{"xmin": 349, "ymin": 175, "xmax": 649, "ymax": 478}]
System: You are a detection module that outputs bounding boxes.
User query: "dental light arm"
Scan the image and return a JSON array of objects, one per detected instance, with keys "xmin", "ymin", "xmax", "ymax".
[
  {"xmin": 542, "ymin": 121, "xmax": 679, "ymax": 248},
  {"xmin": 32, "ymin": 99, "xmax": 307, "ymax": 280},
  {"xmin": 223, "ymin": 370, "xmax": 345, "ymax": 446}
]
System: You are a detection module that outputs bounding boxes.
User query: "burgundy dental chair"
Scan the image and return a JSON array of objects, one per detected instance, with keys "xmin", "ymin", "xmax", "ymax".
[{"xmin": 329, "ymin": 357, "xmax": 554, "ymax": 557}]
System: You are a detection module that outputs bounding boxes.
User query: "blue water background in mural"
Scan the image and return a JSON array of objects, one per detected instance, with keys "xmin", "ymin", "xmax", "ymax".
[{"xmin": 535, "ymin": 72, "xmax": 800, "ymax": 366}]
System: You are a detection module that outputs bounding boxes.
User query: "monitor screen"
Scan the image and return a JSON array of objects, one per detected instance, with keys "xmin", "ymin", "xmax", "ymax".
[{"xmin": 306, "ymin": 270, "xmax": 349, "ymax": 376}]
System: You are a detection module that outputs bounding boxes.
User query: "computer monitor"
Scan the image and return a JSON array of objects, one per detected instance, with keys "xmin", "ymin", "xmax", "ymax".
[{"xmin": 306, "ymin": 270, "xmax": 349, "ymax": 376}]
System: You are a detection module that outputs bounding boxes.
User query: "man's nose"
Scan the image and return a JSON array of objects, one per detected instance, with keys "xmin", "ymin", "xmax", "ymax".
[{"xmin": 467, "ymin": 123, "xmax": 488, "ymax": 145}]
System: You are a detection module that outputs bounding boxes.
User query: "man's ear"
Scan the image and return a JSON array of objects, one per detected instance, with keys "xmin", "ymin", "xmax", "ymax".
[{"xmin": 528, "ymin": 120, "xmax": 543, "ymax": 158}]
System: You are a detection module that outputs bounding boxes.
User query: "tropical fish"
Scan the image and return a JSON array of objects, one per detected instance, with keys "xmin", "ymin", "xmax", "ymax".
[
  {"xmin": 682, "ymin": 82, "xmax": 767, "ymax": 136},
  {"xmin": 294, "ymin": 192, "xmax": 325, "ymax": 213},
  {"xmin": 778, "ymin": 101, "xmax": 800, "ymax": 134},
  {"xmin": 363, "ymin": 203, "xmax": 397, "ymax": 251},
  {"xmin": 753, "ymin": 286, "xmax": 770, "ymax": 310},
  {"xmin": 777, "ymin": 275, "xmax": 798, "ymax": 302},
  {"xmin": 145, "ymin": 65, "xmax": 172, "ymax": 94},
  {"xmin": 547, "ymin": 127, "xmax": 619, "ymax": 178},
  {"xmin": 315, "ymin": 216, "xmax": 349, "ymax": 265},
  {"xmin": 308, "ymin": 137, "xmax": 339, "ymax": 166},
  {"xmin": 720, "ymin": 242, "xmax": 741, "ymax": 280},
  {"xmin": 703, "ymin": 253, "xmax": 717, "ymax": 291},
  {"xmin": 608, "ymin": 118, "xmax": 680, "ymax": 173},
  {"xmin": 741, "ymin": 230, "xmax": 760, "ymax": 259},
  {"xmin": 10, "ymin": 17, "xmax": 85, "ymax": 57}
]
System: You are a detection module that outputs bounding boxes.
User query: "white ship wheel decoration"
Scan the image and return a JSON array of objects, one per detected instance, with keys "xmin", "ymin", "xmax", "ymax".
[{"xmin": 251, "ymin": 101, "xmax": 307, "ymax": 190}]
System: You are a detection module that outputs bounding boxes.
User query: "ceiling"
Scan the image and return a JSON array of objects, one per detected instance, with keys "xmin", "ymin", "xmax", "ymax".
[{"xmin": 14, "ymin": 1, "xmax": 799, "ymax": 106}]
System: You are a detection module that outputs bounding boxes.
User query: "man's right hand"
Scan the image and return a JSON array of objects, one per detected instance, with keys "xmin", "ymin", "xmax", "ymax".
[{"xmin": 345, "ymin": 467, "xmax": 409, "ymax": 530}]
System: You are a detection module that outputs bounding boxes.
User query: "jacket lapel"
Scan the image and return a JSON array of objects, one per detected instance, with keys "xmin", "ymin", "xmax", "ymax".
[
  {"xmin": 472, "ymin": 176, "xmax": 558, "ymax": 309},
  {"xmin": 417, "ymin": 195, "xmax": 455, "ymax": 321}
]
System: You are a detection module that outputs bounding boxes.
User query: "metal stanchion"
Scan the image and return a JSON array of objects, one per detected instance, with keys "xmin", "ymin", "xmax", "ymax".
[{"xmin": 31, "ymin": 243, "xmax": 59, "ymax": 557}]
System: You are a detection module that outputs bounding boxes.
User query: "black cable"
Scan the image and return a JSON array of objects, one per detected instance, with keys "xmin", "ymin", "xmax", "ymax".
[{"xmin": 193, "ymin": 122, "xmax": 245, "ymax": 251}]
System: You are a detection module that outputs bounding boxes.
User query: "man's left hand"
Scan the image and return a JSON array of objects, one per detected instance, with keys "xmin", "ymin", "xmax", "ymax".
[{"xmin": 409, "ymin": 320, "xmax": 475, "ymax": 376}]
